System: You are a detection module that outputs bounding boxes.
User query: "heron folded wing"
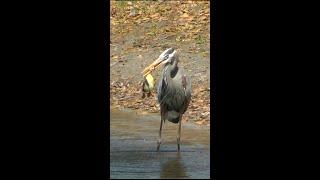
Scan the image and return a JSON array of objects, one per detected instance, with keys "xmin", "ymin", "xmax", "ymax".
[{"xmin": 182, "ymin": 75, "xmax": 187, "ymax": 95}]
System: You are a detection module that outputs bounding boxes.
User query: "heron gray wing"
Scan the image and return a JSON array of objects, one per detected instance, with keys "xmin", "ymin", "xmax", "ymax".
[
  {"xmin": 157, "ymin": 65, "xmax": 192, "ymax": 117},
  {"xmin": 181, "ymin": 74, "xmax": 192, "ymax": 113},
  {"xmin": 175, "ymin": 68, "xmax": 191, "ymax": 113}
]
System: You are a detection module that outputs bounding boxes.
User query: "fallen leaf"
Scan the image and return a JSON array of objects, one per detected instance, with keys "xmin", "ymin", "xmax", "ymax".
[
  {"xmin": 180, "ymin": 13, "xmax": 189, "ymax": 18},
  {"xmin": 195, "ymin": 119, "xmax": 206, "ymax": 125},
  {"xmin": 199, "ymin": 16, "xmax": 207, "ymax": 21},
  {"xmin": 150, "ymin": 13, "xmax": 160, "ymax": 18}
]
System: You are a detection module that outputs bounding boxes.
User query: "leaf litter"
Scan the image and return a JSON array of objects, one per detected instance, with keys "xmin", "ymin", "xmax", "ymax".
[{"xmin": 110, "ymin": 1, "xmax": 210, "ymax": 127}]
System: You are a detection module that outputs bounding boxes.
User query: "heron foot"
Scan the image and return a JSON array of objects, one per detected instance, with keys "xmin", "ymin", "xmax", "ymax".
[
  {"xmin": 157, "ymin": 139, "xmax": 161, "ymax": 151},
  {"xmin": 177, "ymin": 137, "xmax": 180, "ymax": 151}
]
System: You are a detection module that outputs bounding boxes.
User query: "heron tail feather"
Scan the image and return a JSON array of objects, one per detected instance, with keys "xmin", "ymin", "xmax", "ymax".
[{"xmin": 166, "ymin": 111, "xmax": 180, "ymax": 124}]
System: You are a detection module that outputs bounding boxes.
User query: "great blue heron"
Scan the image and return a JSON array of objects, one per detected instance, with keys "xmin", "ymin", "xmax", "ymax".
[{"xmin": 142, "ymin": 48, "xmax": 192, "ymax": 151}]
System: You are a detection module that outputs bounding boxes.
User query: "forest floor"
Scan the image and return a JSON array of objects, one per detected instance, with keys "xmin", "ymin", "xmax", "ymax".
[{"xmin": 110, "ymin": 1, "xmax": 210, "ymax": 126}]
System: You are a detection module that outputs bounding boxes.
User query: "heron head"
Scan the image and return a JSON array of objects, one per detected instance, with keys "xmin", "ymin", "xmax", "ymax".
[{"xmin": 142, "ymin": 48, "xmax": 178, "ymax": 76}]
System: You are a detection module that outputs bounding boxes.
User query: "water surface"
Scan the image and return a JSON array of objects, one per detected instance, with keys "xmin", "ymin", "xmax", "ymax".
[{"xmin": 110, "ymin": 108, "xmax": 210, "ymax": 179}]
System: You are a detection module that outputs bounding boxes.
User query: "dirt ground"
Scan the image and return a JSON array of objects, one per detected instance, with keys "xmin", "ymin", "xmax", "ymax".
[{"xmin": 110, "ymin": 1, "xmax": 210, "ymax": 126}]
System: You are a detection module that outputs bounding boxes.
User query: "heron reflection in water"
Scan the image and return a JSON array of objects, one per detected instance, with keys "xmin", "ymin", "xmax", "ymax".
[{"xmin": 160, "ymin": 152, "xmax": 188, "ymax": 178}]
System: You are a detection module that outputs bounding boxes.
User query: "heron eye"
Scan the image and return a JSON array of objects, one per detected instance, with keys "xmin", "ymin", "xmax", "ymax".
[{"xmin": 164, "ymin": 55, "xmax": 169, "ymax": 60}]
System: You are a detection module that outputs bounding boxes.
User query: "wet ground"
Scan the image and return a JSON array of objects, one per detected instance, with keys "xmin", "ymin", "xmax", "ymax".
[{"xmin": 110, "ymin": 108, "xmax": 210, "ymax": 179}]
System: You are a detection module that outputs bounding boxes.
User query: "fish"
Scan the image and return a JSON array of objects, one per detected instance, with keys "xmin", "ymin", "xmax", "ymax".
[{"xmin": 142, "ymin": 73, "xmax": 155, "ymax": 98}]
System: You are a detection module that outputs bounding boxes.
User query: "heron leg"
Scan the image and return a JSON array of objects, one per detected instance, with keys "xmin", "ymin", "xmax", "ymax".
[
  {"xmin": 157, "ymin": 115, "xmax": 163, "ymax": 151},
  {"xmin": 177, "ymin": 114, "xmax": 182, "ymax": 151}
]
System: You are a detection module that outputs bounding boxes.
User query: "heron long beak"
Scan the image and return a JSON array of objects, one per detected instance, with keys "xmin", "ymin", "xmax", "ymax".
[
  {"xmin": 142, "ymin": 57, "xmax": 164, "ymax": 77},
  {"xmin": 142, "ymin": 50, "xmax": 177, "ymax": 77}
]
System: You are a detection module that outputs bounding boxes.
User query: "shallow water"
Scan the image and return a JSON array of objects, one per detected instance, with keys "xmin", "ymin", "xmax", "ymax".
[{"xmin": 110, "ymin": 108, "xmax": 210, "ymax": 179}]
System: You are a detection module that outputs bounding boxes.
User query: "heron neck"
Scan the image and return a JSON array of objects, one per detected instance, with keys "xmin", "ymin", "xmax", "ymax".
[
  {"xmin": 164, "ymin": 63, "xmax": 178, "ymax": 80},
  {"xmin": 170, "ymin": 65, "xmax": 178, "ymax": 78},
  {"xmin": 169, "ymin": 60, "xmax": 179, "ymax": 78}
]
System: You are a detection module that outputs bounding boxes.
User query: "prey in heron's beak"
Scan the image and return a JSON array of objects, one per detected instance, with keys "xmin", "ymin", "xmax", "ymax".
[
  {"xmin": 142, "ymin": 48, "xmax": 176, "ymax": 77},
  {"xmin": 141, "ymin": 73, "xmax": 155, "ymax": 98}
]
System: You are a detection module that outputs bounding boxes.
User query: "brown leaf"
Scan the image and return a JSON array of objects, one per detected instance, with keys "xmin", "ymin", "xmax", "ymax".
[
  {"xmin": 111, "ymin": 55, "xmax": 118, "ymax": 60},
  {"xmin": 195, "ymin": 119, "xmax": 206, "ymax": 125},
  {"xmin": 199, "ymin": 16, "xmax": 207, "ymax": 21},
  {"xmin": 180, "ymin": 13, "xmax": 189, "ymax": 18},
  {"xmin": 159, "ymin": 17, "xmax": 168, "ymax": 21},
  {"xmin": 150, "ymin": 13, "xmax": 160, "ymax": 18}
]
